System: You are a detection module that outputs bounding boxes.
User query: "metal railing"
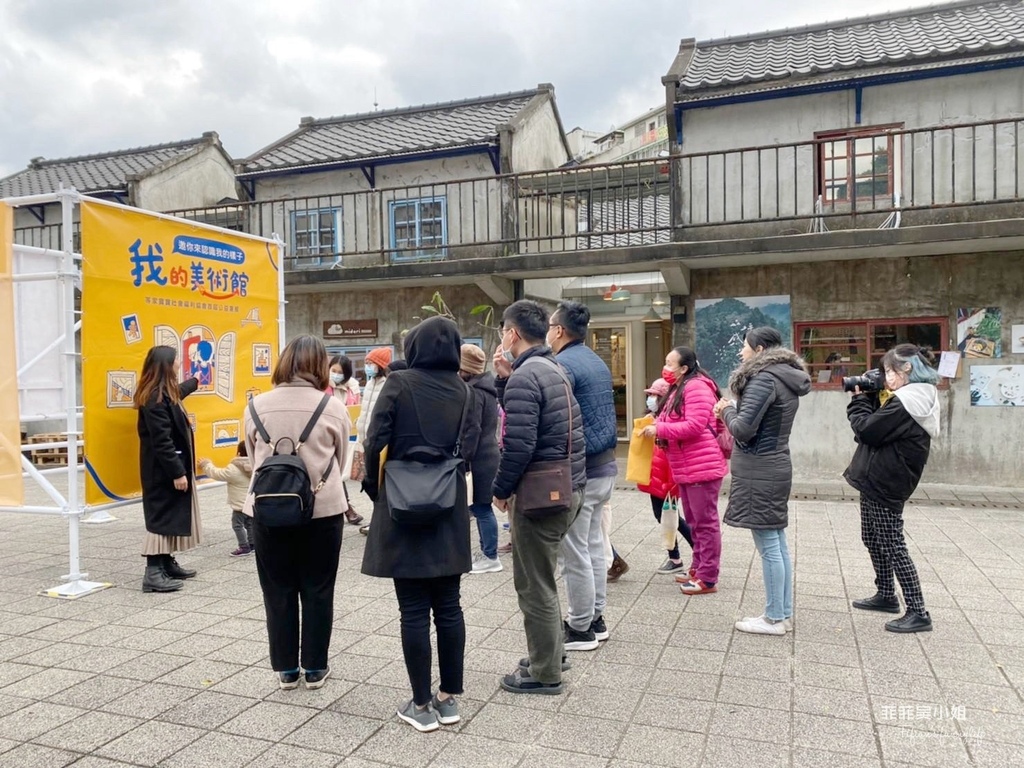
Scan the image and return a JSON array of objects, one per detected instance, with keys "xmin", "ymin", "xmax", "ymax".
[{"xmin": 15, "ymin": 118, "xmax": 1023, "ymax": 268}]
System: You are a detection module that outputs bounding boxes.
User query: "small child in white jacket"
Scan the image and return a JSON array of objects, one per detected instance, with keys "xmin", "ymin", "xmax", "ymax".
[{"xmin": 199, "ymin": 442, "xmax": 254, "ymax": 557}]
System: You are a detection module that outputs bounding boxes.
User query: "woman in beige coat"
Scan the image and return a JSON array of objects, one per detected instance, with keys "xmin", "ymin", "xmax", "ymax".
[{"xmin": 244, "ymin": 335, "xmax": 351, "ymax": 691}]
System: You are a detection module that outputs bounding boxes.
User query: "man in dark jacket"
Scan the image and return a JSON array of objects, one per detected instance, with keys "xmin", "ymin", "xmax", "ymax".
[
  {"xmin": 492, "ymin": 300, "xmax": 586, "ymax": 695},
  {"xmin": 547, "ymin": 300, "xmax": 617, "ymax": 650}
]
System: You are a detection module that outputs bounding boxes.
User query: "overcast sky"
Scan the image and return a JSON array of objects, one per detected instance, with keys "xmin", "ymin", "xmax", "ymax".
[{"xmin": 0, "ymin": 0, "xmax": 940, "ymax": 181}]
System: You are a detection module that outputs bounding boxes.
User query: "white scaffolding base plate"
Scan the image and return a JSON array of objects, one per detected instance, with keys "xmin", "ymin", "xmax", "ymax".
[
  {"xmin": 41, "ymin": 580, "xmax": 113, "ymax": 600},
  {"xmin": 82, "ymin": 510, "xmax": 118, "ymax": 524}
]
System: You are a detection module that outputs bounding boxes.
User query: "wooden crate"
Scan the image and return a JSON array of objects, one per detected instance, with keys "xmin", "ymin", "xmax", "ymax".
[{"xmin": 28, "ymin": 433, "xmax": 83, "ymax": 467}]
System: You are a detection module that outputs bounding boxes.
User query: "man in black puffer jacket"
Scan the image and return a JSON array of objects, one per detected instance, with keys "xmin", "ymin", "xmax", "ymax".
[{"xmin": 492, "ymin": 300, "xmax": 585, "ymax": 696}]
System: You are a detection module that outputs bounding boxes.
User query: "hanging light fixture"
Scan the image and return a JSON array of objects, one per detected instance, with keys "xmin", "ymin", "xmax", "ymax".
[
  {"xmin": 652, "ymin": 293, "xmax": 667, "ymax": 306},
  {"xmin": 603, "ymin": 283, "xmax": 617, "ymax": 301},
  {"xmin": 611, "ymin": 286, "xmax": 631, "ymax": 301}
]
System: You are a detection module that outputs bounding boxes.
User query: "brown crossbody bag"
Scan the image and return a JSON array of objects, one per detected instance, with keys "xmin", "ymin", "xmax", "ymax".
[{"xmin": 515, "ymin": 358, "xmax": 574, "ymax": 520}]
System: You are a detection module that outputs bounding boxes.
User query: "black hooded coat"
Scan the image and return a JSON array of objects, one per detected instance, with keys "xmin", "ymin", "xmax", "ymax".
[{"xmin": 360, "ymin": 317, "xmax": 473, "ymax": 579}]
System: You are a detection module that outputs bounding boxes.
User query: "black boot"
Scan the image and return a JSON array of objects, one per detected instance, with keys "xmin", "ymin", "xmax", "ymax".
[
  {"xmin": 885, "ymin": 611, "xmax": 933, "ymax": 633},
  {"xmin": 164, "ymin": 555, "xmax": 196, "ymax": 579},
  {"xmin": 142, "ymin": 565, "xmax": 183, "ymax": 593},
  {"xmin": 852, "ymin": 593, "xmax": 901, "ymax": 613}
]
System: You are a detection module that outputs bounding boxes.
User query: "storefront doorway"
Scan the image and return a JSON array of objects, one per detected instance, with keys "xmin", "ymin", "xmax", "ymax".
[{"xmin": 586, "ymin": 325, "xmax": 630, "ymax": 439}]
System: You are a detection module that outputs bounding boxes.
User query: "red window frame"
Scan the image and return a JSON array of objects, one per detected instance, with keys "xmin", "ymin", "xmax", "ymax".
[
  {"xmin": 815, "ymin": 124, "xmax": 901, "ymax": 205},
  {"xmin": 795, "ymin": 317, "xmax": 948, "ymax": 390}
]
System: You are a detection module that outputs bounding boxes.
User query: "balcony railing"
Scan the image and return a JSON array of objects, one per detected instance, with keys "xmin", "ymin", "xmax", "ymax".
[{"xmin": 14, "ymin": 118, "xmax": 1023, "ymax": 269}]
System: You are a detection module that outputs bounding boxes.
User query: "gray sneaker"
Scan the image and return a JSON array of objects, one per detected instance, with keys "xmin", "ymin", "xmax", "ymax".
[
  {"xmin": 431, "ymin": 694, "xmax": 460, "ymax": 724},
  {"xmin": 396, "ymin": 699, "xmax": 439, "ymax": 732}
]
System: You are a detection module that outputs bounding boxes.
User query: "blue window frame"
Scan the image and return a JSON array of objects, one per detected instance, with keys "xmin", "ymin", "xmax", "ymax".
[
  {"xmin": 290, "ymin": 207, "xmax": 342, "ymax": 268},
  {"xmin": 389, "ymin": 196, "xmax": 447, "ymax": 262}
]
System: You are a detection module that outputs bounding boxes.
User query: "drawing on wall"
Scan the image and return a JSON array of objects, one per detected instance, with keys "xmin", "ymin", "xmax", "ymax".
[
  {"xmin": 212, "ymin": 419, "xmax": 240, "ymax": 447},
  {"xmin": 245, "ymin": 387, "xmax": 261, "ymax": 403},
  {"xmin": 106, "ymin": 371, "xmax": 136, "ymax": 408},
  {"xmin": 121, "ymin": 314, "xmax": 142, "ymax": 345},
  {"xmin": 253, "ymin": 343, "xmax": 271, "ymax": 376},
  {"xmin": 1012, "ymin": 325, "xmax": 1024, "ymax": 355},
  {"xmin": 957, "ymin": 307, "xmax": 1002, "ymax": 358},
  {"xmin": 970, "ymin": 365, "xmax": 1024, "ymax": 407},
  {"xmin": 695, "ymin": 295, "xmax": 792, "ymax": 391},
  {"xmin": 153, "ymin": 324, "xmax": 236, "ymax": 401}
]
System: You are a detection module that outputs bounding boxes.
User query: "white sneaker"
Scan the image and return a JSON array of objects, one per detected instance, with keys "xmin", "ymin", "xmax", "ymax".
[
  {"xmin": 735, "ymin": 616, "xmax": 786, "ymax": 635},
  {"xmin": 471, "ymin": 555, "xmax": 503, "ymax": 574},
  {"xmin": 740, "ymin": 614, "xmax": 793, "ymax": 632}
]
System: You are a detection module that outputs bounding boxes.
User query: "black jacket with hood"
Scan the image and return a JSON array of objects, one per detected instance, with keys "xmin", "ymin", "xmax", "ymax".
[
  {"xmin": 360, "ymin": 317, "xmax": 472, "ymax": 579},
  {"xmin": 722, "ymin": 347, "xmax": 811, "ymax": 530},
  {"xmin": 844, "ymin": 383, "xmax": 939, "ymax": 511},
  {"xmin": 463, "ymin": 371, "xmax": 500, "ymax": 507}
]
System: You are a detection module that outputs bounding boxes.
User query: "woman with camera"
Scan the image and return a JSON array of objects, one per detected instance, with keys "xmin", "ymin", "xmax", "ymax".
[
  {"xmin": 714, "ymin": 327, "xmax": 810, "ymax": 636},
  {"xmin": 844, "ymin": 344, "xmax": 939, "ymax": 633}
]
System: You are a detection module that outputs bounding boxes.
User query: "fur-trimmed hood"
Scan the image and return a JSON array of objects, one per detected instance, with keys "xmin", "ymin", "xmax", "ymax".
[{"xmin": 729, "ymin": 347, "xmax": 811, "ymax": 398}]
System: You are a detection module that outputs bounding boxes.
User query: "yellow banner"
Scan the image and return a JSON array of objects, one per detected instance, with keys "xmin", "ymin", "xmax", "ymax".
[
  {"xmin": 0, "ymin": 202, "xmax": 24, "ymax": 506},
  {"xmin": 81, "ymin": 202, "xmax": 280, "ymax": 505}
]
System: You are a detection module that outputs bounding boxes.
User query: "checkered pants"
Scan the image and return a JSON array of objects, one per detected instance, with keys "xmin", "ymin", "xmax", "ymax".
[{"xmin": 859, "ymin": 495, "xmax": 926, "ymax": 615}]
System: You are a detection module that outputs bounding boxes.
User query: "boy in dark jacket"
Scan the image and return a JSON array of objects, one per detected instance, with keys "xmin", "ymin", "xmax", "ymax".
[
  {"xmin": 492, "ymin": 300, "xmax": 586, "ymax": 695},
  {"xmin": 845, "ymin": 344, "xmax": 940, "ymax": 634}
]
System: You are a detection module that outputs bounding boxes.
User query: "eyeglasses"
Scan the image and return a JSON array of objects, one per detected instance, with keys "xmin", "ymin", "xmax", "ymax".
[{"xmin": 548, "ymin": 323, "xmax": 562, "ymax": 330}]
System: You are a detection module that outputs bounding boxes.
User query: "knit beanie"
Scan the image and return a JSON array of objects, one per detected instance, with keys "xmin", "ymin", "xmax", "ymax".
[
  {"xmin": 364, "ymin": 347, "xmax": 393, "ymax": 369},
  {"xmin": 460, "ymin": 344, "xmax": 487, "ymax": 375}
]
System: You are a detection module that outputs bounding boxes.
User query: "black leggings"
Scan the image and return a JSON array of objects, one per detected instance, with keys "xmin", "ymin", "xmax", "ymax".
[
  {"xmin": 394, "ymin": 575, "xmax": 466, "ymax": 706},
  {"xmin": 651, "ymin": 495, "xmax": 694, "ymax": 560}
]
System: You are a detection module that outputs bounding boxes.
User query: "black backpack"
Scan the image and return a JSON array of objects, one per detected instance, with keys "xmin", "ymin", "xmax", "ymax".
[{"xmin": 248, "ymin": 394, "xmax": 335, "ymax": 528}]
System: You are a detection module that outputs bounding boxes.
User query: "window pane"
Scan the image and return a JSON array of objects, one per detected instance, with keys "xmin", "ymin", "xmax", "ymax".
[
  {"xmin": 421, "ymin": 201, "xmax": 443, "ymax": 220},
  {"xmin": 393, "ymin": 204, "xmax": 415, "ymax": 224}
]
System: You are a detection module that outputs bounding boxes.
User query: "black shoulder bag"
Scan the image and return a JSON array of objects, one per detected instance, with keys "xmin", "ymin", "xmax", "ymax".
[{"xmin": 384, "ymin": 383, "xmax": 472, "ymax": 526}]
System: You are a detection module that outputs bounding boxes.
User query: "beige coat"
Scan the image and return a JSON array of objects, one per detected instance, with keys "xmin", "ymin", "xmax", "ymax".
[
  {"xmin": 242, "ymin": 380, "xmax": 350, "ymax": 519},
  {"xmin": 199, "ymin": 456, "xmax": 252, "ymax": 511}
]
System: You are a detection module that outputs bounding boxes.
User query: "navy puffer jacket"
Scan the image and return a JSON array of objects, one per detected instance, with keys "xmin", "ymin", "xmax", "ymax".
[
  {"xmin": 493, "ymin": 346, "xmax": 586, "ymax": 500},
  {"xmin": 556, "ymin": 340, "xmax": 618, "ymax": 463}
]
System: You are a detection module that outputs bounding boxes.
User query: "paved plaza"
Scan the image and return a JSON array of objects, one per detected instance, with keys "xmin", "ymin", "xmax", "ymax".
[{"xmin": 0, "ymin": 476, "xmax": 1022, "ymax": 768}]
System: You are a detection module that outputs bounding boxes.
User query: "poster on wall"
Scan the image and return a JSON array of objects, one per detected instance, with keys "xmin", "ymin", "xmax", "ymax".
[
  {"xmin": 957, "ymin": 307, "xmax": 1002, "ymax": 358},
  {"xmin": 1012, "ymin": 325, "xmax": 1024, "ymax": 355},
  {"xmin": 969, "ymin": 365, "xmax": 1024, "ymax": 407},
  {"xmin": 0, "ymin": 202, "xmax": 24, "ymax": 507},
  {"xmin": 695, "ymin": 295, "xmax": 792, "ymax": 391},
  {"xmin": 80, "ymin": 201, "xmax": 281, "ymax": 506}
]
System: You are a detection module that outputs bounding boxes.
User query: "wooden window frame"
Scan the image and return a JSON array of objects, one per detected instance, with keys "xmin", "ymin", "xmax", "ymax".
[
  {"xmin": 815, "ymin": 124, "xmax": 902, "ymax": 205},
  {"xmin": 796, "ymin": 316, "xmax": 948, "ymax": 390}
]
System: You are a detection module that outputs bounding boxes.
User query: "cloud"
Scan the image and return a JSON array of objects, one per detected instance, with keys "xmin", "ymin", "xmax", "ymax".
[{"xmin": 0, "ymin": 0, "xmax": 940, "ymax": 180}]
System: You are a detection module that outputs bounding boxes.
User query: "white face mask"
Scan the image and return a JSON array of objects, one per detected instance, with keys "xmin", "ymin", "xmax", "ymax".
[
  {"xmin": 646, "ymin": 395, "xmax": 659, "ymax": 412},
  {"xmin": 330, "ymin": 372, "xmax": 344, "ymax": 386},
  {"xmin": 364, "ymin": 363, "xmax": 378, "ymax": 378}
]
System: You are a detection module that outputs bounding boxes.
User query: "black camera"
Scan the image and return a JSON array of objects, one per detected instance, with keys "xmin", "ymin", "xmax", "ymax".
[{"xmin": 842, "ymin": 368, "xmax": 884, "ymax": 393}]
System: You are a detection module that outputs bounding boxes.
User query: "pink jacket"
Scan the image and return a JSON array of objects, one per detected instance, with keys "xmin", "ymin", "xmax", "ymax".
[{"xmin": 655, "ymin": 374, "xmax": 728, "ymax": 485}]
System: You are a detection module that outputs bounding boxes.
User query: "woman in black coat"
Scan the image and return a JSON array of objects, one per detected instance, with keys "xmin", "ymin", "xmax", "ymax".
[
  {"xmin": 459, "ymin": 344, "xmax": 502, "ymax": 573},
  {"xmin": 134, "ymin": 346, "xmax": 201, "ymax": 593},
  {"xmin": 361, "ymin": 317, "xmax": 472, "ymax": 733}
]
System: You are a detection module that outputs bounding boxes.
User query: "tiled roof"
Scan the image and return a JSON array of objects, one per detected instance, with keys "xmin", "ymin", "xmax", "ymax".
[
  {"xmin": 0, "ymin": 135, "xmax": 218, "ymax": 198},
  {"xmin": 240, "ymin": 89, "xmax": 544, "ymax": 175},
  {"xmin": 679, "ymin": 0, "xmax": 1024, "ymax": 97}
]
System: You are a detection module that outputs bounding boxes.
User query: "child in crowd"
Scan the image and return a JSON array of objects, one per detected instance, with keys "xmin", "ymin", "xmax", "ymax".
[{"xmin": 199, "ymin": 442, "xmax": 254, "ymax": 557}]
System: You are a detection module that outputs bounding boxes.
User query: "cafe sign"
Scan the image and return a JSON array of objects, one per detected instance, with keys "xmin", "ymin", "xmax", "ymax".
[{"xmin": 323, "ymin": 319, "xmax": 378, "ymax": 339}]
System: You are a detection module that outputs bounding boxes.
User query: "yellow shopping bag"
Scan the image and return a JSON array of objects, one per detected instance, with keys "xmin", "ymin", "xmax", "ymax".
[{"xmin": 625, "ymin": 415, "xmax": 655, "ymax": 485}]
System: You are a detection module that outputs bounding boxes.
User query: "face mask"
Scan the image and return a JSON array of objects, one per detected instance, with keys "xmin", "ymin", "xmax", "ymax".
[
  {"xmin": 364, "ymin": 364, "xmax": 377, "ymax": 378},
  {"xmin": 501, "ymin": 331, "xmax": 516, "ymax": 363},
  {"xmin": 646, "ymin": 395, "xmax": 659, "ymax": 412},
  {"xmin": 661, "ymin": 366, "xmax": 678, "ymax": 386},
  {"xmin": 330, "ymin": 372, "xmax": 344, "ymax": 386}
]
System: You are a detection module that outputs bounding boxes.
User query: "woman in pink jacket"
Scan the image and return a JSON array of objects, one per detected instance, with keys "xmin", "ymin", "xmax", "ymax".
[{"xmin": 641, "ymin": 346, "xmax": 727, "ymax": 595}]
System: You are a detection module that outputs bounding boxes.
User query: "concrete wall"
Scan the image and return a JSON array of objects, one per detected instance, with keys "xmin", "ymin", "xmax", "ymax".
[
  {"xmin": 677, "ymin": 68, "xmax": 1024, "ymax": 226},
  {"xmin": 509, "ymin": 100, "xmax": 569, "ymax": 174},
  {"xmin": 284, "ymin": 283, "xmax": 502, "ymax": 357},
  {"xmin": 679, "ymin": 250, "xmax": 1024, "ymax": 487},
  {"xmin": 135, "ymin": 145, "xmax": 238, "ymax": 211}
]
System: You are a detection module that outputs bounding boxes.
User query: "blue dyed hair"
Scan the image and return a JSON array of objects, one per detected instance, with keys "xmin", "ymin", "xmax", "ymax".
[{"xmin": 881, "ymin": 344, "xmax": 939, "ymax": 385}]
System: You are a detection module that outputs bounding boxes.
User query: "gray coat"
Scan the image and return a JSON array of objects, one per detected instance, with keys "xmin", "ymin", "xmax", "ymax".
[{"xmin": 722, "ymin": 348, "xmax": 811, "ymax": 530}]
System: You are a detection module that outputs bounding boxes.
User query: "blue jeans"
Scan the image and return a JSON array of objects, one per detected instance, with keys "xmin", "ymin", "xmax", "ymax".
[
  {"xmin": 470, "ymin": 502, "xmax": 498, "ymax": 559},
  {"xmin": 750, "ymin": 529, "xmax": 793, "ymax": 622}
]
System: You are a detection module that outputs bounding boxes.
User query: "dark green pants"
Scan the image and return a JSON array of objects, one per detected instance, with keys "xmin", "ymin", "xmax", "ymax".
[{"xmin": 510, "ymin": 489, "xmax": 583, "ymax": 684}]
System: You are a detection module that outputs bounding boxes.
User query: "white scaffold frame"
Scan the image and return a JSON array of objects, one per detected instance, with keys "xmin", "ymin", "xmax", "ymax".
[{"xmin": 0, "ymin": 188, "xmax": 287, "ymax": 599}]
